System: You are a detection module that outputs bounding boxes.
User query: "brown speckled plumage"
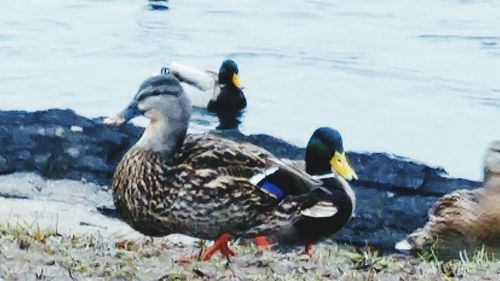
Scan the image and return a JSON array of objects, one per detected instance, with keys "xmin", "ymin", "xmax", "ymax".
[
  {"xmin": 112, "ymin": 133, "xmax": 316, "ymax": 240},
  {"xmin": 403, "ymin": 189, "xmax": 483, "ymax": 254},
  {"xmin": 108, "ymin": 73, "xmax": 354, "ymax": 252},
  {"xmin": 397, "ymin": 141, "xmax": 500, "ymax": 257}
]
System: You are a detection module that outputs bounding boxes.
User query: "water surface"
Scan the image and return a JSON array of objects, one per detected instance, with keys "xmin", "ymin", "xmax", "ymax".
[{"xmin": 1, "ymin": 0, "xmax": 499, "ymax": 179}]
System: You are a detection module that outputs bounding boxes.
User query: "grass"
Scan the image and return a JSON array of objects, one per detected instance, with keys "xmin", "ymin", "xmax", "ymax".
[
  {"xmin": 1, "ymin": 222, "xmax": 500, "ymax": 280},
  {"xmin": 414, "ymin": 239, "xmax": 500, "ymax": 280}
]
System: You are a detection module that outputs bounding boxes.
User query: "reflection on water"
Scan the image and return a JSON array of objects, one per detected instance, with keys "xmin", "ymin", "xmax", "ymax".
[
  {"xmin": 0, "ymin": 0, "xmax": 499, "ymax": 179},
  {"xmin": 190, "ymin": 108, "xmax": 218, "ymax": 132}
]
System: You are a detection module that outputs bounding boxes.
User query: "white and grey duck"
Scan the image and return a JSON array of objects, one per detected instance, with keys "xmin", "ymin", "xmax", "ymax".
[
  {"xmin": 105, "ymin": 72, "xmax": 357, "ymax": 260},
  {"xmin": 168, "ymin": 59, "xmax": 246, "ymax": 129},
  {"xmin": 396, "ymin": 141, "xmax": 500, "ymax": 257}
]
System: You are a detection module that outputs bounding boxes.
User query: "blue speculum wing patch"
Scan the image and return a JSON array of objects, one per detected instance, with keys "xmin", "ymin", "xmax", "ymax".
[{"xmin": 261, "ymin": 181, "xmax": 285, "ymax": 201}]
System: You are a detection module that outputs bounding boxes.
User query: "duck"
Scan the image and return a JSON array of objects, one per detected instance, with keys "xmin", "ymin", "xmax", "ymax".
[
  {"xmin": 104, "ymin": 72, "xmax": 356, "ymax": 260},
  {"xmin": 395, "ymin": 141, "xmax": 500, "ymax": 258},
  {"xmin": 168, "ymin": 59, "xmax": 246, "ymax": 129},
  {"xmin": 253, "ymin": 128, "xmax": 358, "ymax": 255}
]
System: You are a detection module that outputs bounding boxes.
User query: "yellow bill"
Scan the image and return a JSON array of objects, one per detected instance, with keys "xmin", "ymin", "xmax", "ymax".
[
  {"xmin": 330, "ymin": 151, "xmax": 358, "ymax": 181},
  {"xmin": 232, "ymin": 73, "xmax": 242, "ymax": 89}
]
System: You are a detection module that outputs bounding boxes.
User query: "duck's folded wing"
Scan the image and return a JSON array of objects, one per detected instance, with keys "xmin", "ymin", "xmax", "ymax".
[
  {"xmin": 179, "ymin": 134, "xmax": 271, "ymax": 172},
  {"xmin": 180, "ymin": 134, "xmax": 322, "ymax": 192},
  {"xmin": 170, "ymin": 61, "xmax": 217, "ymax": 92},
  {"xmin": 300, "ymin": 201, "xmax": 338, "ymax": 218},
  {"xmin": 259, "ymin": 158, "xmax": 322, "ymax": 192},
  {"xmin": 279, "ymin": 159, "xmax": 305, "ymax": 171},
  {"xmin": 247, "ymin": 178, "xmax": 338, "ymax": 236}
]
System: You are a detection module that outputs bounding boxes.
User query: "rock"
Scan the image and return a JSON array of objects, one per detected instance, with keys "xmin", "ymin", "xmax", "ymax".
[
  {"xmin": 334, "ymin": 184, "xmax": 439, "ymax": 249},
  {"xmin": 272, "ymin": 260, "xmax": 296, "ymax": 275},
  {"xmin": 215, "ymin": 130, "xmax": 305, "ymax": 160},
  {"xmin": 0, "ymin": 109, "xmax": 142, "ymax": 185},
  {"xmin": 348, "ymin": 152, "xmax": 444, "ymax": 191},
  {"xmin": 421, "ymin": 174, "xmax": 480, "ymax": 195},
  {"xmin": 193, "ymin": 265, "xmax": 217, "ymax": 279},
  {"xmin": 76, "ymin": 156, "xmax": 113, "ymax": 173},
  {"xmin": 15, "ymin": 150, "xmax": 31, "ymax": 161},
  {"xmin": 0, "ymin": 173, "xmax": 113, "ymax": 208},
  {"xmin": 0, "ymin": 109, "xmax": 482, "ymax": 251},
  {"xmin": 0, "ymin": 154, "xmax": 15, "ymax": 174}
]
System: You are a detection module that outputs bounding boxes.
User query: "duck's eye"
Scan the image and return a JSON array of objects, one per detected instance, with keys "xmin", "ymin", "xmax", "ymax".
[{"xmin": 161, "ymin": 67, "xmax": 170, "ymax": 74}]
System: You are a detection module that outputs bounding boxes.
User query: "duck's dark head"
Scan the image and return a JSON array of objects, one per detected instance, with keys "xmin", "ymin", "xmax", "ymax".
[
  {"xmin": 305, "ymin": 127, "xmax": 358, "ymax": 180},
  {"xmin": 218, "ymin": 59, "xmax": 242, "ymax": 89},
  {"xmin": 104, "ymin": 72, "xmax": 191, "ymax": 126},
  {"xmin": 484, "ymin": 140, "xmax": 500, "ymax": 185}
]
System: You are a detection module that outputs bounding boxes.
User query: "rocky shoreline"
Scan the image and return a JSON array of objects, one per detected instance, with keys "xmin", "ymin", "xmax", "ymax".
[{"xmin": 0, "ymin": 109, "xmax": 481, "ymax": 251}]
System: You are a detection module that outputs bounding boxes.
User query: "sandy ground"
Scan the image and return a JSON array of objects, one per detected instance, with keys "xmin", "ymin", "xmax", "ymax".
[
  {"xmin": 0, "ymin": 173, "xmax": 198, "ymax": 243},
  {"xmin": 1, "ymin": 173, "xmax": 499, "ymax": 280},
  {"xmin": 1, "ymin": 221, "xmax": 499, "ymax": 281}
]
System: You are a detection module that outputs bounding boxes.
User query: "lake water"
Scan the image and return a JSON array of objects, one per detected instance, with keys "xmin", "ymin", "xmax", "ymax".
[{"xmin": 1, "ymin": 0, "xmax": 499, "ymax": 180}]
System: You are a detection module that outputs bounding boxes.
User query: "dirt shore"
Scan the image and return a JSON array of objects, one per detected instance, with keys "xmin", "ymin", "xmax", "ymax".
[{"xmin": 1, "ymin": 221, "xmax": 500, "ymax": 281}]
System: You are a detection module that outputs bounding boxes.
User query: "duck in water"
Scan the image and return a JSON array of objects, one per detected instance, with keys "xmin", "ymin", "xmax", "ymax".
[{"xmin": 169, "ymin": 59, "xmax": 246, "ymax": 130}]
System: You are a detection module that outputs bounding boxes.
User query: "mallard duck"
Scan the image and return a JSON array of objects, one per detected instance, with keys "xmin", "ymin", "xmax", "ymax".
[
  {"xmin": 253, "ymin": 128, "xmax": 358, "ymax": 255},
  {"xmin": 169, "ymin": 59, "xmax": 246, "ymax": 129},
  {"xmin": 104, "ymin": 73, "xmax": 356, "ymax": 260},
  {"xmin": 395, "ymin": 141, "xmax": 500, "ymax": 257}
]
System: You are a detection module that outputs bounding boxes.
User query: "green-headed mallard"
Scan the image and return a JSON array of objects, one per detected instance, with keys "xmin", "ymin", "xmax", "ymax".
[
  {"xmin": 395, "ymin": 141, "xmax": 500, "ymax": 257},
  {"xmin": 253, "ymin": 128, "xmax": 358, "ymax": 255},
  {"xmin": 169, "ymin": 59, "xmax": 246, "ymax": 129},
  {"xmin": 105, "ymin": 72, "xmax": 355, "ymax": 260}
]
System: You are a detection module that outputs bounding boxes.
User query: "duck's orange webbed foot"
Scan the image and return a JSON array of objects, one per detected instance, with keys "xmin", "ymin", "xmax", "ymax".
[
  {"xmin": 253, "ymin": 236, "xmax": 272, "ymax": 251},
  {"xmin": 201, "ymin": 233, "xmax": 235, "ymax": 261},
  {"xmin": 304, "ymin": 242, "xmax": 313, "ymax": 257},
  {"xmin": 220, "ymin": 243, "xmax": 236, "ymax": 257}
]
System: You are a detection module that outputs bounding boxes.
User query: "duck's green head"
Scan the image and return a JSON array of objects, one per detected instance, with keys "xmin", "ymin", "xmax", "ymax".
[
  {"xmin": 305, "ymin": 127, "xmax": 358, "ymax": 180},
  {"xmin": 218, "ymin": 59, "xmax": 242, "ymax": 89}
]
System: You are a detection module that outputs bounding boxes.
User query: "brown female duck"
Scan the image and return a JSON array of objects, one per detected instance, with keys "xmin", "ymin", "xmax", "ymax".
[
  {"xmin": 396, "ymin": 141, "xmax": 500, "ymax": 257},
  {"xmin": 105, "ymin": 72, "xmax": 356, "ymax": 260}
]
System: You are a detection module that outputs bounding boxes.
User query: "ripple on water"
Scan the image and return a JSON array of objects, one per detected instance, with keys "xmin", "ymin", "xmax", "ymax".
[
  {"xmin": 189, "ymin": 108, "xmax": 218, "ymax": 133},
  {"xmin": 205, "ymin": 9, "xmax": 246, "ymax": 16},
  {"xmin": 418, "ymin": 34, "xmax": 500, "ymax": 48},
  {"xmin": 481, "ymin": 41, "xmax": 498, "ymax": 49},
  {"xmin": 222, "ymin": 50, "xmax": 286, "ymax": 59},
  {"xmin": 465, "ymin": 90, "xmax": 500, "ymax": 110},
  {"xmin": 419, "ymin": 34, "xmax": 500, "ymax": 51},
  {"xmin": 480, "ymin": 98, "xmax": 500, "ymax": 109},
  {"xmin": 418, "ymin": 34, "xmax": 500, "ymax": 41},
  {"xmin": 1, "ymin": 0, "xmax": 499, "ymax": 180}
]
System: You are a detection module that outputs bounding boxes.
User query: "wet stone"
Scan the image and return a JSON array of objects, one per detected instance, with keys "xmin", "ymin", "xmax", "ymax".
[
  {"xmin": 0, "ymin": 154, "xmax": 14, "ymax": 174},
  {"xmin": 0, "ymin": 108, "xmax": 482, "ymax": 250}
]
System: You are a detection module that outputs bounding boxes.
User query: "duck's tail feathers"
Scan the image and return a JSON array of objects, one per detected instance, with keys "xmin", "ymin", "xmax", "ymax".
[{"xmin": 170, "ymin": 61, "xmax": 217, "ymax": 92}]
